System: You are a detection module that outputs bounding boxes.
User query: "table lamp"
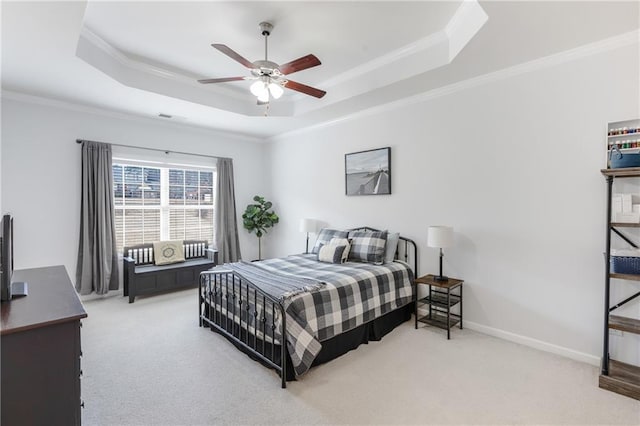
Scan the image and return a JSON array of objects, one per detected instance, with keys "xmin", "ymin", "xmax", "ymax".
[
  {"xmin": 427, "ymin": 226, "xmax": 454, "ymax": 281},
  {"xmin": 300, "ymin": 218, "xmax": 317, "ymax": 254}
]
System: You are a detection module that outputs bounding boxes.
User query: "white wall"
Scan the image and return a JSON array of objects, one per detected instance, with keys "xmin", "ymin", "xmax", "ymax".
[
  {"xmin": 266, "ymin": 42, "xmax": 640, "ymax": 363},
  {"xmin": 0, "ymin": 98, "xmax": 267, "ymax": 282},
  {"xmin": 1, "ymin": 37, "xmax": 637, "ymax": 366}
]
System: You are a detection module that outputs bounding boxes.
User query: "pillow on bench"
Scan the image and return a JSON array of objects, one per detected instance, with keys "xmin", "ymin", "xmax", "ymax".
[{"xmin": 153, "ymin": 240, "xmax": 185, "ymax": 265}]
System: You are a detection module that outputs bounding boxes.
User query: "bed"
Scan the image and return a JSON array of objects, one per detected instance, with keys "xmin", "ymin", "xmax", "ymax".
[{"xmin": 198, "ymin": 227, "xmax": 417, "ymax": 388}]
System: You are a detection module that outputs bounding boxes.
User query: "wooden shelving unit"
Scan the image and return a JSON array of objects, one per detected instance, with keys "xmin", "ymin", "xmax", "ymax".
[
  {"xmin": 601, "ymin": 167, "xmax": 640, "ymax": 177},
  {"xmin": 610, "ymin": 222, "xmax": 640, "ymax": 228},
  {"xmin": 609, "ymin": 272, "xmax": 640, "ymax": 281},
  {"xmin": 599, "ymin": 360, "xmax": 640, "ymax": 401},
  {"xmin": 600, "ymin": 160, "xmax": 640, "ymax": 400},
  {"xmin": 609, "ymin": 315, "xmax": 640, "ymax": 334}
]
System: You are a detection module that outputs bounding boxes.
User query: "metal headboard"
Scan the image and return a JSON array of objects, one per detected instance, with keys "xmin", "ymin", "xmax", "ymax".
[{"xmin": 347, "ymin": 226, "xmax": 418, "ymax": 276}]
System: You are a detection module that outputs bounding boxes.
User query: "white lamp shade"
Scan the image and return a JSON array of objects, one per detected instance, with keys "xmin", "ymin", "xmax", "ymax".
[
  {"xmin": 427, "ymin": 226, "xmax": 454, "ymax": 248},
  {"xmin": 299, "ymin": 218, "xmax": 316, "ymax": 233},
  {"xmin": 257, "ymin": 90, "xmax": 270, "ymax": 103},
  {"xmin": 250, "ymin": 80, "xmax": 267, "ymax": 97},
  {"xmin": 268, "ymin": 83, "xmax": 284, "ymax": 99}
]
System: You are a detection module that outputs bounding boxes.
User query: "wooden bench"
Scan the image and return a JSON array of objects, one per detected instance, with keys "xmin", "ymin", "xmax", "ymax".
[{"xmin": 123, "ymin": 240, "xmax": 218, "ymax": 303}]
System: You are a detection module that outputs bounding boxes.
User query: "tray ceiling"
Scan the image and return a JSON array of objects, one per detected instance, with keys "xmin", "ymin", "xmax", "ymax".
[{"xmin": 2, "ymin": 1, "xmax": 638, "ymax": 139}]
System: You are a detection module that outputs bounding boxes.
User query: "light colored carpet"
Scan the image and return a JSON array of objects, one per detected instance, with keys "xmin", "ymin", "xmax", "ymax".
[{"xmin": 80, "ymin": 288, "xmax": 639, "ymax": 425}]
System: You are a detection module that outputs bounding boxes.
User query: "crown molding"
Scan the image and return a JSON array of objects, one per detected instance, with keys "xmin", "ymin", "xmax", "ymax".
[
  {"xmin": 318, "ymin": 31, "xmax": 448, "ymax": 90},
  {"xmin": 81, "ymin": 27, "xmax": 180, "ymax": 81},
  {"xmin": 291, "ymin": 0, "xmax": 485, "ymax": 104},
  {"xmin": 320, "ymin": 0, "xmax": 486, "ymax": 89},
  {"xmin": 268, "ymin": 29, "xmax": 640, "ymax": 142},
  {"xmin": 78, "ymin": 26, "xmax": 251, "ymax": 103},
  {"xmin": 77, "ymin": 1, "xmax": 486, "ymax": 116},
  {"xmin": 445, "ymin": 0, "xmax": 489, "ymax": 60},
  {"xmin": 0, "ymin": 89, "xmax": 264, "ymax": 143},
  {"xmin": 4, "ymin": 28, "xmax": 636, "ymax": 145}
]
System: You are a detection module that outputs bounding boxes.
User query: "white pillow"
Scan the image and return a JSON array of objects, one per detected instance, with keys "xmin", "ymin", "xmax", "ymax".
[
  {"xmin": 329, "ymin": 237, "xmax": 351, "ymax": 263},
  {"xmin": 384, "ymin": 232, "xmax": 400, "ymax": 263},
  {"xmin": 153, "ymin": 240, "xmax": 185, "ymax": 265}
]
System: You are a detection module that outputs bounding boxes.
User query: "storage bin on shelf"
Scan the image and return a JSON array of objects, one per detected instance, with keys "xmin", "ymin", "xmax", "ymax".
[
  {"xmin": 607, "ymin": 118, "xmax": 640, "ymax": 169},
  {"xmin": 610, "ymin": 249, "xmax": 640, "ymax": 274},
  {"xmin": 609, "ymin": 150, "xmax": 640, "ymax": 169}
]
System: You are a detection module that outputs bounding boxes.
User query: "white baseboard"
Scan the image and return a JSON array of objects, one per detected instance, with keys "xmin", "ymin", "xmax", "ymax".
[
  {"xmin": 416, "ymin": 307, "xmax": 600, "ymax": 366},
  {"xmin": 464, "ymin": 320, "xmax": 601, "ymax": 367}
]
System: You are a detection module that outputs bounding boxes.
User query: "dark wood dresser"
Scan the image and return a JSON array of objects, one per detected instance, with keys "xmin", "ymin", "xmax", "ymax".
[{"xmin": 1, "ymin": 265, "xmax": 87, "ymax": 425}]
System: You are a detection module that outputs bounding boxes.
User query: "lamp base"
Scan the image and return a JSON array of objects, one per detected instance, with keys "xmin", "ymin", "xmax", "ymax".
[
  {"xmin": 433, "ymin": 275, "xmax": 449, "ymax": 282},
  {"xmin": 305, "ymin": 233, "xmax": 310, "ymax": 255}
]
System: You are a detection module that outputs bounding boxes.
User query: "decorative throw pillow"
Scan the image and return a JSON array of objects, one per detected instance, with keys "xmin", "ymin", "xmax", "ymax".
[
  {"xmin": 312, "ymin": 228, "xmax": 349, "ymax": 254},
  {"xmin": 317, "ymin": 244, "xmax": 347, "ymax": 264},
  {"xmin": 384, "ymin": 232, "xmax": 400, "ymax": 263},
  {"xmin": 328, "ymin": 237, "xmax": 351, "ymax": 263},
  {"xmin": 347, "ymin": 230, "xmax": 388, "ymax": 265},
  {"xmin": 153, "ymin": 240, "xmax": 185, "ymax": 265}
]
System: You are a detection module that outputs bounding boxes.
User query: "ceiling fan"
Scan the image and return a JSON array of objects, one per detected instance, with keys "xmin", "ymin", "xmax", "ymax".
[{"xmin": 198, "ymin": 22, "xmax": 326, "ymax": 104}]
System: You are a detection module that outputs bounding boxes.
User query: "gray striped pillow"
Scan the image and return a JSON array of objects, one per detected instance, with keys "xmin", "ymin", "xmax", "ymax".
[{"xmin": 312, "ymin": 228, "xmax": 349, "ymax": 254}]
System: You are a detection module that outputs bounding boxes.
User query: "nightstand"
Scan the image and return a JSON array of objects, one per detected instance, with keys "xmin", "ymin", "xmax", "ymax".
[{"xmin": 414, "ymin": 274, "xmax": 463, "ymax": 339}]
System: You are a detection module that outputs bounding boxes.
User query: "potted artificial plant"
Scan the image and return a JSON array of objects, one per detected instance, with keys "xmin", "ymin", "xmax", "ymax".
[{"xmin": 242, "ymin": 195, "xmax": 279, "ymax": 260}]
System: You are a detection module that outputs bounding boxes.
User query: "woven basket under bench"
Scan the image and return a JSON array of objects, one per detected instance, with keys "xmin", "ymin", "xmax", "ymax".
[{"xmin": 123, "ymin": 240, "xmax": 218, "ymax": 303}]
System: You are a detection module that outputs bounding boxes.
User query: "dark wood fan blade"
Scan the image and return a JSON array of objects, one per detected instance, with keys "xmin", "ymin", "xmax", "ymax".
[
  {"xmin": 212, "ymin": 44, "xmax": 254, "ymax": 69},
  {"xmin": 284, "ymin": 79, "xmax": 326, "ymax": 98},
  {"xmin": 278, "ymin": 54, "xmax": 321, "ymax": 75},
  {"xmin": 198, "ymin": 77, "xmax": 247, "ymax": 84}
]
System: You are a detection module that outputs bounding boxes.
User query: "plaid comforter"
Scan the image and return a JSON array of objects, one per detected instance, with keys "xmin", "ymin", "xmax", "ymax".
[{"xmin": 227, "ymin": 254, "xmax": 414, "ymax": 376}]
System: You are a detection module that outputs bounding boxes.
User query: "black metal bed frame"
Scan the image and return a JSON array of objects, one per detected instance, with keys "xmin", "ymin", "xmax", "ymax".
[
  {"xmin": 198, "ymin": 227, "xmax": 417, "ymax": 388},
  {"xmin": 199, "ymin": 267, "xmax": 288, "ymax": 386}
]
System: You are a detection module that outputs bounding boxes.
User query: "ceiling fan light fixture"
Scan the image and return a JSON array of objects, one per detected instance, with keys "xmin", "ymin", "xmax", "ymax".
[
  {"xmin": 257, "ymin": 90, "xmax": 270, "ymax": 103},
  {"xmin": 250, "ymin": 80, "xmax": 267, "ymax": 97},
  {"xmin": 199, "ymin": 21, "xmax": 325, "ymax": 102},
  {"xmin": 268, "ymin": 82, "xmax": 284, "ymax": 99}
]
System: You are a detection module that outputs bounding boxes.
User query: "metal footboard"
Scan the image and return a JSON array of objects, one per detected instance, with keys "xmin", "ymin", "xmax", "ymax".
[{"xmin": 199, "ymin": 269, "xmax": 288, "ymax": 388}]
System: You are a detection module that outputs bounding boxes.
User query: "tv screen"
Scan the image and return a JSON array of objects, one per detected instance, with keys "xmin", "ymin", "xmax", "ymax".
[{"xmin": 1, "ymin": 214, "xmax": 14, "ymax": 301}]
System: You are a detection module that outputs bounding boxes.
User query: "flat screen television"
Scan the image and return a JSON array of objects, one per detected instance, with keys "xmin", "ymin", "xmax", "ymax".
[{"xmin": 1, "ymin": 214, "xmax": 27, "ymax": 302}]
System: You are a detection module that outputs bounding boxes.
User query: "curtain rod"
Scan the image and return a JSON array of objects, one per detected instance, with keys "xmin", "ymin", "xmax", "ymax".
[{"xmin": 75, "ymin": 139, "xmax": 230, "ymax": 161}]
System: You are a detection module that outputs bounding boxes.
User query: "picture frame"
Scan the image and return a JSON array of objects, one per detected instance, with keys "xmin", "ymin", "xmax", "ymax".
[{"xmin": 345, "ymin": 147, "xmax": 391, "ymax": 196}]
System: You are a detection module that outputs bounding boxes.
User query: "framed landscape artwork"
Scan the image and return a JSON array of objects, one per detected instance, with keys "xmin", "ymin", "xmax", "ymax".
[{"xmin": 345, "ymin": 147, "xmax": 391, "ymax": 196}]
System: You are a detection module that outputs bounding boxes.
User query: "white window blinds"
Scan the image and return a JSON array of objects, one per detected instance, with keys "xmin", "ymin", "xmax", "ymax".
[{"xmin": 112, "ymin": 159, "xmax": 216, "ymax": 253}]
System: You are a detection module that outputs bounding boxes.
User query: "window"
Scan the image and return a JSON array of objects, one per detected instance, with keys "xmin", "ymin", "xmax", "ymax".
[{"xmin": 112, "ymin": 161, "xmax": 215, "ymax": 252}]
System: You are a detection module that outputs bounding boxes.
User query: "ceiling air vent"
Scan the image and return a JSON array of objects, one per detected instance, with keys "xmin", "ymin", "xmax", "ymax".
[{"xmin": 158, "ymin": 113, "xmax": 173, "ymax": 119}]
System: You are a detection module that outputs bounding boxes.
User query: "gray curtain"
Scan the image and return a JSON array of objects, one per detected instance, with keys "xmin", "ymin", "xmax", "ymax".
[
  {"xmin": 215, "ymin": 158, "xmax": 242, "ymax": 263},
  {"xmin": 76, "ymin": 141, "xmax": 119, "ymax": 295}
]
